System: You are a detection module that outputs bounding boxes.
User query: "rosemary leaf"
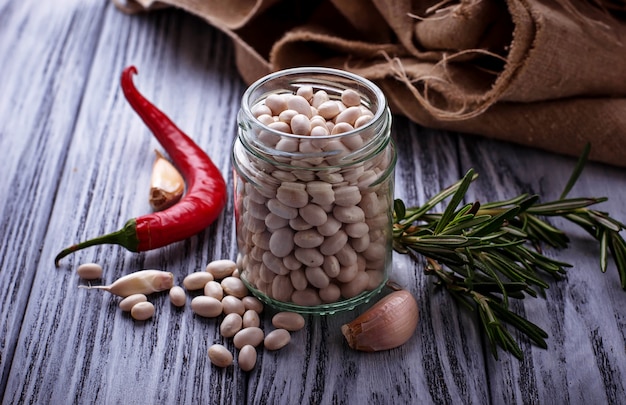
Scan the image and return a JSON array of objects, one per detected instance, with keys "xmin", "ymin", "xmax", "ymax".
[{"xmin": 393, "ymin": 145, "xmax": 626, "ymax": 360}]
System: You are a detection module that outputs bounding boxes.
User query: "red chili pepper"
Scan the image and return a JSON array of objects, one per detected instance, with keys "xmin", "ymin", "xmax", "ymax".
[{"xmin": 54, "ymin": 66, "xmax": 227, "ymax": 266}]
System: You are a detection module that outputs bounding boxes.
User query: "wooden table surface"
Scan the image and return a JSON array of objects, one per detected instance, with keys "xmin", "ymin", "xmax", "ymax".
[{"xmin": 2, "ymin": 1, "xmax": 626, "ymax": 404}]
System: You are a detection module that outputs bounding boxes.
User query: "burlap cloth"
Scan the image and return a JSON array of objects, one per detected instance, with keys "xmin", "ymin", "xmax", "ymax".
[{"xmin": 113, "ymin": 0, "xmax": 626, "ymax": 167}]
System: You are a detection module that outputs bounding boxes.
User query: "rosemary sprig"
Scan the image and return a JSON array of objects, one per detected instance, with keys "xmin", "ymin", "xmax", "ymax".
[{"xmin": 393, "ymin": 145, "xmax": 626, "ymax": 360}]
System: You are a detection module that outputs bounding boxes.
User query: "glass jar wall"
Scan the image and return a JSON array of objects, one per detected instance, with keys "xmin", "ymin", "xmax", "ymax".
[{"xmin": 232, "ymin": 67, "xmax": 396, "ymax": 314}]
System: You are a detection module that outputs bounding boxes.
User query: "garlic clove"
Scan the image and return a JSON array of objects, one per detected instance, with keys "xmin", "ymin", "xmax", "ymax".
[
  {"xmin": 149, "ymin": 149, "xmax": 184, "ymax": 211},
  {"xmin": 341, "ymin": 289, "xmax": 419, "ymax": 352},
  {"xmin": 79, "ymin": 269, "xmax": 175, "ymax": 297}
]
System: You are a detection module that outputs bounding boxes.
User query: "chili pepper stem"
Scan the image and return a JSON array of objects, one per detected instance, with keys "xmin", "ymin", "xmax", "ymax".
[{"xmin": 54, "ymin": 219, "xmax": 140, "ymax": 267}]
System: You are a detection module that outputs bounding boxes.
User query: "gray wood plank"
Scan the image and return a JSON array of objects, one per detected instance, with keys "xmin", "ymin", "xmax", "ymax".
[
  {"xmin": 458, "ymin": 138, "xmax": 626, "ymax": 404},
  {"xmin": 0, "ymin": 0, "xmax": 108, "ymax": 395}
]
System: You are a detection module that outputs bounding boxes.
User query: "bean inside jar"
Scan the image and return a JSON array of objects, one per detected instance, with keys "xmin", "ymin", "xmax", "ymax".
[{"xmin": 233, "ymin": 67, "xmax": 396, "ymax": 315}]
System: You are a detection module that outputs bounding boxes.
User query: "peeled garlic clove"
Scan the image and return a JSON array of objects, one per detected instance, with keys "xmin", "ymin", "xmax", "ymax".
[
  {"xmin": 341, "ymin": 289, "xmax": 419, "ymax": 352},
  {"xmin": 149, "ymin": 149, "xmax": 184, "ymax": 211},
  {"xmin": 79, "ymin": 269, "xmax": 175, "ymax": 297}
]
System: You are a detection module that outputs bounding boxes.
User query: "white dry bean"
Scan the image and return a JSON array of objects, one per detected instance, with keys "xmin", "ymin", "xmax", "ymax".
[
  {"xmin": 221, "ymin": 277, "xmax": 249, "ymax": 298},
  {"xmin": 276, "ymin": 182, "xmax": 308, "ymax": 208},
  {"xmin": 191, "ymin": 296, "xmax": 223, "ymax": 318},
  {"xmin": 119, "ymin": 293, "xmax": 147, "ymax": 312},
  {"xmin": 252, "ymin": 231, "xmax": 271, "ymax": 250},
  {"xmin": 258, "ymin": 128, "xmax": 281, "ymax": 147},
  {"xmin": 290, "ymin": 269, "xmax": 308, "ymax": 291},
  {"xmin": 311, "ymin": 90, "xmax": 329, "ymax": 108},
  {"xmin": 265, "ymin": 212, "xmax": 289, "ymax": 230},
  {"xmin": 208, "ymin": 344, "xmax": 233, "ymax": 368},
  {"xmin": 306, "ymin": 181, "xmax": 334, "ymax": 205},
  {"xmin": 345, "ymin": 222, "xmax": 369, "ymax": 238},
  {"xmin": 183, "ymin": 272, "xmax": 214, "ymax": 291},
  {"xmin": 340, "ymin": 271, "xmax": 370, "ymax": 298},
  {"xmin": 299, "ymin": 139, "xmax": 322, "ymax": 154},
  {"xmin": 333, "ymin": 205, "xmax": 365, "ymax": 223},
  {"xmin": 222, "ymin": 295, "xmax": 246, "ymax": 316},
  {"xmin": 267, "ymin": 198, "xmax": 298, "ymax": 220},
  {"xmin": 264, "ymin": 329, "xmax": 291, "ymax": 351},
  {"xmin": 283, "ymin": 254, "xmax": 302, "ymax": 271},
  {"xmin": 331, "ymin": 122, "xmax": 353, "ymax": 135},
  {"xmin": 333, "ymin": 186, "xmax": 361, "ymax": 207},
  {"xmin": 272, "ymin": 170, "xmax": 297, "ymax": 182},
  {"xmin": 271, "ymin": 275, "xmax": 294, "ymax": 302},
  {"xmin": 294, "ymin": 248, "xmax": 324, "ymax": 267},
  {"xmin": 220, "ymin": 313, "xmax": 243, "ymax": 338},
  {"xmin": 204, "ymin": 280, "xmax": 224, "ymax": 300},
  {"xmin": 238, "ymin": 345, "xmax": 257, "ymax": 372},
  {"xmin": 310, "ymin": 116, "xmax": 327, "ymax": 130},
  {"xmin": 319, "ymin": 283, "xmax": 342, "ymax": 303},
  {"xmin": 251, "ymin": 103, "xmax": 272, "ymax": 117},
  {"xmin": 320, "ymin": 230, "xmax": 348, "ymax": 256},
  {"xmin": 256, "ymin": 113, "xmax": 275, "ymax": 126},
  {"xmin": 289, "ymin": 216, "xmax": 313, "ymax": 231},
  {"xmin": 291, "ymin": 288, "xmax": 321, "ymax": 307},
  {"xmin": 275, "ymin": 137, "xmax": 299, "ymax": 152},
  {"xmin": 335, "ymin": 106, "xmax": 361, "ymax": 126},
  {"xmin": 269, "ymin": 228, "xmax": 295, "ymax": 257},
  {"xmin": 342, "ymin": 134, "xmax": 364, "ymax": 150},
  {"xmin": 341, "ymin": 88, "xmax": 361, "ymax": 107},
  {"xmin": 272, "ymin": 312, "xmax": 306, "ymax": 331},
  {"xmin": 351, "ymin": 233, "xmax": 370, "ymax": 252},
  {"xmin": 206, "ymin": 259, "xmax": 237, "ymax": 280},
  {"xmin": 265, "ymin": 94, "xmax": 288, "ymax": 115},
  {"xmin": 169, "ymin": 286, "xmax": 186, "ymax": 307},
  {"xmin": 305, "ymin": 266, "xmax": 330, "ymax": 289},
  {"xmin": 243, "ymin": 214, "xmax": 266, "ymax": 233},
  {"xmin": 130, "ymin": 301, "xmax": 155, "ymax": 321},
  {"xmin": 354, "ymin": 114, "xmax": 373, "ymax": 128},
  {"xmin": 366, "ymin": 270, "xmax": 385, "ymax": 290},
  {"xmin": 293, "ymin": 229, "xmax": 324, "ymax": 248},
  {"xmin": 287, "ymin": 95, "xmax": 313, "ymax": 118},
  {"xmin": 322, "ymin": 255, "xmax": 341, "ymax": 278},
  {"xmin": 317, "ymin": 100, "xmax": 341, "ymax": 119},
  {"xmin": 342, "ymin": 165, "xmax": 364, "ymax": 184},
  {"xmin": 233, "ymin": 327, "xmax": 265, "ymax": 349},
  {"xmin": 362, "ymin": 241, "xmax": 387, "ymax": 262},
  {"xmin": 359, "ymin": 192, "xmax": 381, "ymax": 218},
  {"xmin": 259, "ymin": 264, "xmax": 276, "ymax": 284},
  {"xmin": 262, "ymin": 251, "xmax": 290, "ymax": 276},
  {"xmin": 336, "ymin": 244, "xmax": 357, "ymax": 266},
  {"xmin": 242, "ymin": 309, "xmax": 261, "ymax": 328},
  {"xmin": 247, "ymin": 199, "xmax": 270, "ymax": 220},
  {"xmin": 317, "ymin": 215, "xmax": 342, "ymax": 236},
  {"xmin": 278, "ymin": 109, "xmax": 298, "ymax": 124},
  {"xmin": 242, "ymin": 296, "xmax": 264, "ymax": 313},
  {"xmin": 296, "ymin": 85, "xmax": 313, "ymax": 101},
  {"xmin": 290, "ymin": 114, "xmax": 311, "ymax": 135},
  {"xmin": 367, "ymin": 213, "xmax": 389, "ymax": 229},
  {"xmin": 336, "ymin": 263, "xmax": 359, "ymax": 283},
  {"xmin": 77, "ymin": 263, "xmax": 103, "ymax": 280},
  {"xmin": 298, "ymin": 204, "xmax": 327, "ymax": 226}
]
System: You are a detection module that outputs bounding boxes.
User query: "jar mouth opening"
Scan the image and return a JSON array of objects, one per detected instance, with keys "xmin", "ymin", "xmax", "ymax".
[{"xmin": 240, "ymin": 67, "xmax": 388, "ymax": 141}]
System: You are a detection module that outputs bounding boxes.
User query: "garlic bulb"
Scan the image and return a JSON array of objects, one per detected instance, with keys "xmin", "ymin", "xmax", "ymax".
[
  {"xmin": 341, "ymin": 289, "xmax": 419, "ymax": 352},
  {"xmin": 149, "ymin": 149, "xmax": 184, "ymax": 211}
]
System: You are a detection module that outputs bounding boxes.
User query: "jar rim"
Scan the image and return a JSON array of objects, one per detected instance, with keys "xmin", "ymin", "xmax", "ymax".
[{"xmin": 240, "ymin": 66, "xmax": 388, "ymax": 141}]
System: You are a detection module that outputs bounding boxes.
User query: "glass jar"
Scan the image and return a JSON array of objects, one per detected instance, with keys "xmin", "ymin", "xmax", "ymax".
[{"xmin": 232, "ymin": 67, "xmax": 396, "ymax": 314}]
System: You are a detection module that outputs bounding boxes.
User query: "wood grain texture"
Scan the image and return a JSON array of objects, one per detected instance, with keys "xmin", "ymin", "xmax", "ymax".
[{"xmin": 1, "ymin": 0, "xmax": 625, "ymax": 404}]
